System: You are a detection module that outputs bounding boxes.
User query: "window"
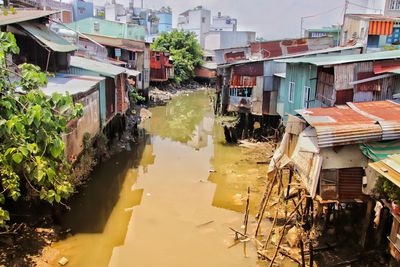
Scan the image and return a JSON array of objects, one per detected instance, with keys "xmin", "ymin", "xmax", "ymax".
[
  {"xmin": 390, "ymin": 0, "xmax": 400, "ymax": 10},
  {"xmin": 303, "ymin": 86, "xmax": 311, "ymax": 108},
  {"xmin": 155, "ymin": 55, "xmax": 160, "ymax": 61},
  {"xmin": 202, "ymin": 17, "xmax": 206, "ymax": 23},
  {"xmin": 129, "ymin": 52, "xmax": 135, "ymax": 61},
  {"xmin": 288, "ymin": 82, "xmax": 295, "ymax": 103},
  {"xmin": 78, "ymin": 7, "xmax": 86, "ymax": 14}
]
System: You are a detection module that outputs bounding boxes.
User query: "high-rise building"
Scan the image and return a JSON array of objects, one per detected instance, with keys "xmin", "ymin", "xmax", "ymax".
[
  {"xmin": 210, "ymin": 12, "xmax": 237, "ymax": 32},
  {"xmin": 177, "ymin": 6, "xmax": 211, "ymax": 48}
]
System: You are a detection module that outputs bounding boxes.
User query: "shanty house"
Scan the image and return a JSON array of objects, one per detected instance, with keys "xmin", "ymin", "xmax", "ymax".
[
  {"xmin": 218, "ymin": 44, "xmax": 363, "ymax": 118},
  {"xmin": 78, "ymin": 34, "xmax": 150, "ymax": 91},
  {"xmin": 40, "ymin": 74, "xmax": 104, "ymax": 160},
  {"xmin": 150, "ymin": 51, "xmax": 174, "ymax": 82},
  {"xmin": 275, "ymin": 50, "xmax": 400, "ymax": 122},
  {"xmin": 0, "ymin": 10, "xmax": 77, "ymax": 73},
  {"xmin": 340, "ymin": 14, "xmax": 398, "ymax": 51},
  {"xmin": 270, "ymin": 100, "xmax": 400, "ymax": 202},
  {"xmin": 68, "ymin": 56, "xmax": 138, "ymax": 126}
]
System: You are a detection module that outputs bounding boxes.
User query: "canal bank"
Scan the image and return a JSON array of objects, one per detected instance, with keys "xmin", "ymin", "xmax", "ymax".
[{"xmin": 35, "ymin": 89, "xmax": 275, "ymax": 266}]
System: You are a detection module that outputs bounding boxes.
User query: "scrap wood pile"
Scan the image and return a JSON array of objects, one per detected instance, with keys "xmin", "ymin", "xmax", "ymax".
[{"xmin": 229, "ymin": 166, "xmax": 319, "ymax": 267}]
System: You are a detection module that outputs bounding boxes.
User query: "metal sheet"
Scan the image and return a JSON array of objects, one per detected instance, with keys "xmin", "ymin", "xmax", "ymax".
[{"xmin": 18, "ymin": 22, "xmax": 77, "ymax": 52}]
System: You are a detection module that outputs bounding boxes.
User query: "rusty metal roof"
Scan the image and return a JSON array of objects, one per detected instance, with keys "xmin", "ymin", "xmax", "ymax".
[
  {"xmin": 276, "ymin": 49, "xmax": 400, "ymax": 66},
  {"xmin": 297, "ymin": 100, "xmax": 400, "ymax": 147},
  {"xmin": 0, "ymin": 10, "xmax": 58, "ymax": 26}
]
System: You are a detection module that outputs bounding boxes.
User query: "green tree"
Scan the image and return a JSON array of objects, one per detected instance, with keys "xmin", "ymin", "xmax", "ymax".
[
  {"xmin": 151, "ymin": 30, "xmax": 203, "ymax": 84},
  {"xmin": 0, "ymin": 32, "xmax": 82, "ymax": 227}
]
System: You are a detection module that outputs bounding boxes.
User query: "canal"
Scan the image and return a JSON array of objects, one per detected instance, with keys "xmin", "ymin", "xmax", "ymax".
[{"xmin": 51, "ymin": 89, "xmax": 273, "ymax": 267}]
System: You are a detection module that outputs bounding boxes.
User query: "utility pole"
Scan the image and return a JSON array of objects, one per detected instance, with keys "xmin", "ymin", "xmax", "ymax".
[
  {"xmin": 300, "ymin": 17, "xmax": 304, "ymax": 38},
  {"xmin": 344, "ymin": 0, "xmax": 349, "ymax": 16}
]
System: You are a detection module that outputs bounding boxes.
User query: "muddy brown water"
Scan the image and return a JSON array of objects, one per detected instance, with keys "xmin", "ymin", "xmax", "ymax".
[{"xmin": 51, "ymin": 90, "xmax": 296, "ymax": 267}]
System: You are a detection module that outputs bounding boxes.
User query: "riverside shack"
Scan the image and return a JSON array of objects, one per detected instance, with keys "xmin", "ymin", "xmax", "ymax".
[{"xmin": 41, "ymin": 75, "xmax": 105, "ymax": 160}]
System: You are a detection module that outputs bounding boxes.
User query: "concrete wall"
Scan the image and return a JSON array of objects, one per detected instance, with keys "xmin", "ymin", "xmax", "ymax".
[
  {"xmin": 204, "ymin": 31, "xmax": 256, "ymax": 50},
  {"xmin": 72, "ymin": 0, "xmax": 94, "ymax": 21},
  {"xmin": 177, "ymin": 8, "xmax": 211, "ymax": 47},
  {"xmin": 157, "ymin": 12, "xmax": 173, "ymax": 33},
  {"xmin": 211, "ymin": 16, "xmax": 237, "ymax": 31},
  {"xmin": 385, "ymin": 0, "xmax": 400, "ymax": 17},
  {"xmin": 63, "ymin": 89, "xmax": 100, "ymax": 159},
  {"xmin": 340, "ymin": 15, "xmax": 369, "ymax": 48}
]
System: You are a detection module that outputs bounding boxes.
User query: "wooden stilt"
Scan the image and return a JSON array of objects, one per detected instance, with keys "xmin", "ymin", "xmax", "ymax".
[
  {"xmin": 359, "ymin": 200, "xmax": 373, "ymax": 248},
  {"xmin": 254, "ymin": 170, "xmax": 279, "ymax": 237},
  {"xmin": 244, "ymin": 187, "xmax": 251, "ymax": 235},
  {"xmin": 309, "ymin": 239, "xmax": 314, "ymax": 267},
  {"xmin": 263, "ymin": 188, "xmax": 285, "ymax": 249},
  {"xmin": 268, "ymin": 195, "xmax": 306, "ymax": 267},
  {"xmin": 300, "ymin": 239, "xmax": 306, "ymax": 267},
  {"xmin": 256, "ymin": 181, "xmax": 271, "ymax": 219}
]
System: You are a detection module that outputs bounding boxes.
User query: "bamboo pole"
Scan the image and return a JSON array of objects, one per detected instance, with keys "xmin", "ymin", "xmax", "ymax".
[
  {"xmin": 244, "ymin": 187, "xmax": 251, "ymax": 235},
  {"xmin": 300, "ymin": 239, "xmax": 306, "ymax": 267},
  {"xmin": 256, "ymin": 181, "xmax": 271, "ymax": 219},
  {"xmin": 254, "ymin": 170, "xmax": 279, "ymax": 237},
  {"xmin": 263, "ymin": 185, "xmax": 285, "ymax": 249},
  {"xmin": 268, "ymin": 195, "xmax": 306, "ymax": 267}
]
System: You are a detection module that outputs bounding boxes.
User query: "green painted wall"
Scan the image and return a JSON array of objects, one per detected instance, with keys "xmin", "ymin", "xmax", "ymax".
[
  {"xmin": 68, "ymin": 66, "xmax": 115, "ymax": 127},
  {"xmin": 280, "ymin": 63, "xmax": 317, "ymax": 121},
  {"xmin": 68, "ymin": 17, "xmax": 146, "ymax": 41}
]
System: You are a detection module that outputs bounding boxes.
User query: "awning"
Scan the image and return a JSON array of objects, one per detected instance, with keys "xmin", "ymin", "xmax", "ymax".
[
  {"xmin": 18, "ymin": 22, "xmax": 77, "ymax": 53},
  {"xmin": 369, "ymin": 154, "xmax": 400, "ymax": 188},
  {"xmin": 369, "ymin": 20, "xmax": 394, "ymax": 35},
  {"xmin": 360, "ymin": 140, "xmax": 400, "ymax": 162},
  {"xmin": 70, "ymin": 56, "xmax": 126, "ymax": 78},
  {"xmin": 374, "ymin": 61, "xmax": 400, "ymax": 74}
]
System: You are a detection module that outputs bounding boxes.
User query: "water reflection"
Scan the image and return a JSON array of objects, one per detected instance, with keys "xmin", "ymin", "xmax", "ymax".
[
  {"xmin": 144, "ymin": 90, "xmax": 213, "ymax": 146},
  {"xmin": 52, "ymin": 90, "xmax": 270, "ymax": 267},
  {"xmin": 52, "ymin": 132, "xmax": 154, "ymax": 266}
]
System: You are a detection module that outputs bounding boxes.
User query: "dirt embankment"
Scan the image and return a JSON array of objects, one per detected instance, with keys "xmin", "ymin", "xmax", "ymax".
[
  {"xmin": 0, "ymin": 82, "xmax": 209, "ymax": 266},
  {"xmin": 148, "ymin": 82, "xmax": 207, "ymax": 106}
]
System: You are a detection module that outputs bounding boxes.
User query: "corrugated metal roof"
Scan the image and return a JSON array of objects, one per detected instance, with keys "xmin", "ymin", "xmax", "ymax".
[
  {"xmin": 369, "ymin": 154, "xmax": 400, "ymax": 188},
  {"xmin": 297, "ymin": 100, "xmax": 400, "ymax": 147},
  {"xmin": 70, "ymin": 56, "xmax": 127, "ymax": 78},
  {"xmin": 276, "ymin": 50, "xmax": 400, "ymax": 66},
  {"xmin": 219, "ymin": 44, "xmax": 363, "ymax": 68},
  {"xmin": 0, "ymin": 10, "xmax": 58, "ymax": 26},
  {"xmin": 41, "ymin": 75, "xmax": 104, "ymax": 96},
  {"xmin": 18, "ymin": 22, "xmax": 77, "ymax": 52},
  {"xmin": 83, "ymin": 34, "xmax": 144, "ymax": 52}
]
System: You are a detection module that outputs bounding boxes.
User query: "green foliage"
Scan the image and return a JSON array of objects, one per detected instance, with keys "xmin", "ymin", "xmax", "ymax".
[
  {"xmin": 0, "ymin": 32, "xmax": 82, "ymax": 228},
  {"xmin": 375, "ymin": 177, "xmax": 400, "ymax": 203},
  {"xmin": 129, "ymin": 89, "xmax": 145, "ymax": 105},
  {"xmin": 151, "ymin": 30, "xmax": 203, "ymax": 84}
]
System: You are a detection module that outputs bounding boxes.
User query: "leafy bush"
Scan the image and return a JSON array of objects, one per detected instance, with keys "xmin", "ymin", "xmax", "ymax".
[
  {"xmin": 0, "ymin": 32, "xmax": 82, "ymax": 227},
  {"xmin": 151, "ymin": 30, "xmax": 203, "ymax": 84}
]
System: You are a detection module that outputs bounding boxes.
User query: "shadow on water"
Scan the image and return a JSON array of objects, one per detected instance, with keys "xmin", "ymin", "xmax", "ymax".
[{"xmin": 58, "ymin": 131, "xmax": 151, "ymax": 234}]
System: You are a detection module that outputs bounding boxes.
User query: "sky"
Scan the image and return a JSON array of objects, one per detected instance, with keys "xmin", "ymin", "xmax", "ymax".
[{"xmin": 93, "ymin": 0, "xmax": 386, "ymax": 39}]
